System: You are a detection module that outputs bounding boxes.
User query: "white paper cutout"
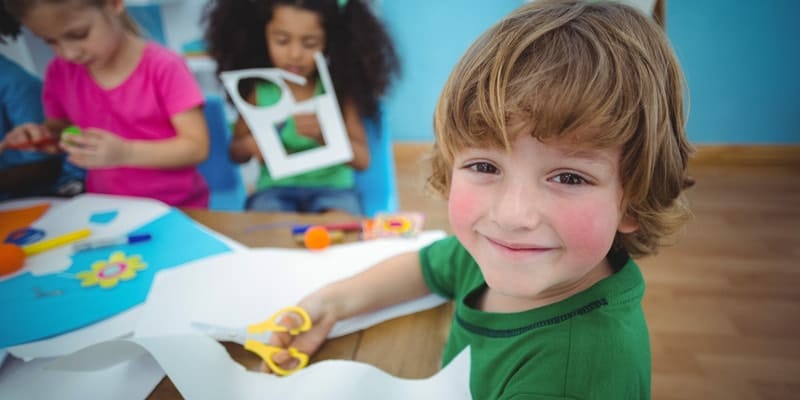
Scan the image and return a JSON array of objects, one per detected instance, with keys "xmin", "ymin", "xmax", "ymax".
[
  {"xmin": 7, "ymin": 306, "xmax": 141, "ymax": 361},
  {"xmin": 219, "ymin": 52, "xmax": 353, "ymax": 179},
  {"xmin": 135, "ymin": 232, "xmax": 448, "ymax": 339},
  {"xmin": 47, "ymin": 335, "xmax": 472, "ymax": 400},
  {"xmin": 0, "ymin": 351, "xmax": 164, "ymax": 400}
]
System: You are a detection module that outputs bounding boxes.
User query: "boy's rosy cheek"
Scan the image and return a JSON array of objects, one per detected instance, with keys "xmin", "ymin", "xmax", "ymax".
[
  {"xmin": 447, "ymin": 183, "xmax": 480, "ymax": 226},
  {"xmin": 559, "ymin": 204, "xmax": 618, "ymax": 255}
]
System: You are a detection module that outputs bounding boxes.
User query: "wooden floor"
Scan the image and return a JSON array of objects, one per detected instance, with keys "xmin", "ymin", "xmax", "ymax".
[{"xmin": 392, "ymin": 143, "xmax": 800, "ymax": 400}]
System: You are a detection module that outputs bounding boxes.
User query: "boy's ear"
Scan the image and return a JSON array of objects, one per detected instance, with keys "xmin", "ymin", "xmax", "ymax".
[{"xmin": 618, "ymin": 213, "xmax": 638, "ymax": 234}]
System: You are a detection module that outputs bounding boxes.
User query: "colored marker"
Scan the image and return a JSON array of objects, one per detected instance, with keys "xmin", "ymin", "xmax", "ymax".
[
  {"xmin": 73, "ymin": 233, "xmax": 152, "ymax": 252},
  {"xmin": 291, "ymin": 222, "xmax": 364, "ymax": 235},
  {"xmin": 22, "ymin": 228, "xmax": 92, "ymax": 256}
]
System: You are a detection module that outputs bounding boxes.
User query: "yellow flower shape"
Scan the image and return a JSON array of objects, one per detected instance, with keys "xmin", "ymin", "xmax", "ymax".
[{"xmin": 76, "ymin": 251, "xmax": 147, "ymax": 289}]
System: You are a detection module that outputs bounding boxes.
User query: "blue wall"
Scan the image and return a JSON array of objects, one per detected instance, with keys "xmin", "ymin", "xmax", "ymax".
[
  {"xmin": 381, "ymin": 0, "xmax": 522, "ymax": 142},
  {"xmin": 383, "ymin": 1, "xmax": 800, "ymax": 144},
  {"xmin": 668, "ymin": 0, "xmax": 800, "ymax": 143}
]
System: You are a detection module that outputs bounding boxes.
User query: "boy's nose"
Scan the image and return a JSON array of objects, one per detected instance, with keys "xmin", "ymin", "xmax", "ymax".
[{"xmin": 492, "ymin": 181, "xmax": 543, "ymax": 231}]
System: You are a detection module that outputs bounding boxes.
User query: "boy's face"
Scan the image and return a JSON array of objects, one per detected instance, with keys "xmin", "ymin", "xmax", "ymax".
[
  {"xmin": 265, "ymin": 5, "xmax": 325, "ymax": 81},
  {"xmin": 23, "ymin": 0, "xmax": 127, "ymax": 72},
  {"xmin": 448, "ymin": 133, "xmax": 638, "ymax": 311}
]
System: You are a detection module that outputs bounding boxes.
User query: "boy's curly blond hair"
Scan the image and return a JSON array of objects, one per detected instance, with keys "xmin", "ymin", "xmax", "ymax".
[{"xmin": 429, "ymin": 0, "xmax": 694, "ymax": 258}]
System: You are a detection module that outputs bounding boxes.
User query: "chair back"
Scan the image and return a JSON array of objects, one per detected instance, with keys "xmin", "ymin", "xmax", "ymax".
[
  {"xmin": 197, "ymin": 95, "xmax": 246, "ymax": 210},
  {"xmin": 355, "ymin": 107, "xmax": 399, "ymax": 217}
]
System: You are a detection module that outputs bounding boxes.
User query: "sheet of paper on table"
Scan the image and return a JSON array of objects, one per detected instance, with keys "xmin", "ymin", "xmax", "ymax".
[{"xmin": 48, "ymin": 335, "xmax": 472, "ymax": 400}]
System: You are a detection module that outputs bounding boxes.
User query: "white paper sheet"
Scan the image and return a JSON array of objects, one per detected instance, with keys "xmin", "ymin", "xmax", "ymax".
[
  {"xmin": 0, "ymin": 351, "xmax": 164, "ymax": 400},
  {"xmin": 48, "ymin": 335, "xmax": 472, "ymax": 400},
  {"xmin": 135, "ymin": 231, "xmax": 448, "ymax": 339}
]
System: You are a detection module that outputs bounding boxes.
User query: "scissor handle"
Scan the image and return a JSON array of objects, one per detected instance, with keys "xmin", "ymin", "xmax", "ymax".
[
  {"xmin": 244, "ymin": 340, "xmax": 309, "ymax": 376},
  {"xmin": 247, "ymin": 306, "xmax": 312, "ymax": 335}
]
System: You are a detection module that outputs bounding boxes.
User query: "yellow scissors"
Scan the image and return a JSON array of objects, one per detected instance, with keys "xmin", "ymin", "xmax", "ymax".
[{"xmin": 191, "ymin": 306, "xmax": 312, "ymax": 376}]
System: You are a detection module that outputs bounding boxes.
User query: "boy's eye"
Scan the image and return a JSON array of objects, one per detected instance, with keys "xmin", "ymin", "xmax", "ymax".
[
  {"xmin": 551, "ymin": 173, "xmax": 587, "ymax": 185},
  {"xmin": 466, "ymin": 162, "xmax": 499, "ymax": 174}
]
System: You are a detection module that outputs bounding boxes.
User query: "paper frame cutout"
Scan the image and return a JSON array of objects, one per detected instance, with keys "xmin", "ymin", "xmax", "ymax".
[{"xmin": 219, "ymin": 52, "xmax": 353, "ymax": 179}]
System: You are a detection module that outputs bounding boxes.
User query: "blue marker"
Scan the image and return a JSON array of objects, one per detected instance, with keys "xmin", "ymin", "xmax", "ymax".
[{"xmin": 73, "ymin": 233, "xmax": 152, "ymax": 252}]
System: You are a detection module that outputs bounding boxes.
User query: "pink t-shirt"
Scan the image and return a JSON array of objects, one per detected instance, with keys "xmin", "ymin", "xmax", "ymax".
[{"xmin": 43, "ymin": 42, "xmax": 209, "ymax": 208}]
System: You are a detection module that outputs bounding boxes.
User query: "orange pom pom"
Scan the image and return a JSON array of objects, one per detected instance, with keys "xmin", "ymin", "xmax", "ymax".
[
  {"xmin": 0, "ymin": 243, "xmax": 26, "ymax": 277},
  {"xmin": 303, "ymin": 226, "xmax": 332, "ymax": 250}
]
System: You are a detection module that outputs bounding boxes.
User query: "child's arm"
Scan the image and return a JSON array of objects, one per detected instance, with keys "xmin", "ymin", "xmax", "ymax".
[
  {"xmin": 340, "ymin": 99, "xmax": 370, "ymax": 171},
  {"xmin": 229, "ymin": 115, "xmax": 262, "ymax": 164},
  {"xmin": 266, "ymin": 251, "xmax": 431, "ymax": 373},
  {"xmin": 229, "ymin": 90, "xmax": 263, "ymax": 164},
  {"xmin": 62, "ymin": 107, "xmax": 209, "ymax": 168}
]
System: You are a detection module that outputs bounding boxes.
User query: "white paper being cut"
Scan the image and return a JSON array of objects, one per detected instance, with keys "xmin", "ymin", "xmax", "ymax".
[{"xmin": 219, "ymin": 52, "xmax": 353, "ymax": 179}]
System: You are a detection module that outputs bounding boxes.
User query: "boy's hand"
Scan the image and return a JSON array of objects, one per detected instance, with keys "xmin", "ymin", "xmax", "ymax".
[
  {"xmin": 3, "ymin": 123, "xmax": 60, "ymax": 153},
  {"xmin": 262, "ymin": 295, "xmax": 337, "ymax": 375},
  {"xmin": 61, "ymin": 128, "xmax": 130, "ymax": 168},
  {"xmin": 293, "ymin": 113, "xmax": 324, "ymax": 144}
]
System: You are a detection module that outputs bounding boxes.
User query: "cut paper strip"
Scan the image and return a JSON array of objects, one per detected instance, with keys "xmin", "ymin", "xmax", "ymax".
[
  {"xmin": 0, "ymin": 195, "xmax": 234, "ymax": 348},
  {"xmin": 135, "ymin": 232, "xmax": 448, "ymax": 339},
  {"xmin": 7, "ymin": 306, "xmax": 142, "ymax": 360},
  {"xmin": 0, "ymin": 203, "xmax": 49, "ymax": 243},
  {"xmin": 47, "ymin": 335, "xmax": 472, "ymax": 400},
  {"xmin": 0, "ymin": 351, "xmax": 164, "ymax": 400},
  {"xmin": 219, "ymin": 52, "xmax": 353, "ymax": 179}
]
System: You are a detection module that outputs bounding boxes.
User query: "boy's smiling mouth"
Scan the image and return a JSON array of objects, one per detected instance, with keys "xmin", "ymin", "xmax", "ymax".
[{"xmin": 483, "ymin": 236, "xmax": 555, "ymax": 256}]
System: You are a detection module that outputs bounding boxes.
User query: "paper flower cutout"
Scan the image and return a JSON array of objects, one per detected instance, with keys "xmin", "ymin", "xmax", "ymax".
[{"xmin": 76, "ymin": 251, "xmax": 147, "ymax": 289}]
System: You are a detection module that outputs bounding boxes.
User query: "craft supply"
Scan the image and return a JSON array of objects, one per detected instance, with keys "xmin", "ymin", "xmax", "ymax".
[
  {"xmin": 22, "ymin": 228, "xmax": 91, "ymax": 256},
  {"xmin": 0, "ymin": 243, "xmax": 25, "ymax": 277},
  {"xmin": 291, "ymin": 221, "xmax": 363, "ymax": 236},
  {"xmin": 362, "ymin": 212, "xmax": 424, "ymax": 240},
  {"xmin": 0, "ymin": 228, "xmax": 90, "ymax": 276},
  {"xmin": 74, "ymin": 233, "xmax": 152, "ymax": 252},
  {"xmin": 6, "ymin": 136, "xmax": 59, "ymax": 150},
  {"xmin": 291, "ymin": 212, "xmax": 425, "ymax": 240},
  {"xmin": 62, "ymin": 126, "xmax": 82, "ymax": 136},
  {"xmin": 296, "ymin": 226, "xmax": 344, "ymax": 250},
  {"xmin": 192, "ymin": 306, "xmax": 313, "ymax": 376}
]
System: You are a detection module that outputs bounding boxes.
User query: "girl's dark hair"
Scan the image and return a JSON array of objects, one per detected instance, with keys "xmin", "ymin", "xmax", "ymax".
[
  {"xmin": 203, "ymin": 0, "xmax": 400, "ymax": 119},
  {"xmin": 0, "ymin": 2, "xmax": 22, "ymax": 44}
]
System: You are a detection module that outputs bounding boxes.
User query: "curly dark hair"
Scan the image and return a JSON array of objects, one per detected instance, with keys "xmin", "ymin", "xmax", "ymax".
[
  {"xmin": 203, "ymin": 0, "xmax": 400, "ymax": 119},
  {"xmin": 0, "ymin": 1, "xmax": 22, "ymax": 44}
]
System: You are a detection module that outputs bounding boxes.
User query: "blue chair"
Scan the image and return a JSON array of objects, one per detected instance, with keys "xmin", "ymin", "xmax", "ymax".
[
  {"xmin": 355, "ymin": 107, "xmax": 399, "ymax": 217},
  {"xmin": 198, "ymin": 95, "xmax": 247, "ymax": 211}
]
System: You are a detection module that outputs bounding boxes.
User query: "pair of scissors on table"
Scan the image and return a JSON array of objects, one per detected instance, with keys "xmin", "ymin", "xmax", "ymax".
[{"xmin": 191, "ymin": 306, "xmax": 312, "ymax": 376}]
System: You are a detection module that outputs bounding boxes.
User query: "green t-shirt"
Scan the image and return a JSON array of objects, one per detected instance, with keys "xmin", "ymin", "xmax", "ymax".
[
  {"xmin": 420, "ymin": 236, "xmax": 651, "ymax": 400},
  {"xmin": 253, "ymin": 81, "xmax": 354, "ymax": 190}
]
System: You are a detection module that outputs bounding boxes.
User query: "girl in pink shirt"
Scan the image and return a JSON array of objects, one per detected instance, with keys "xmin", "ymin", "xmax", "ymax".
[{"xmin": 4, "ymin": 0, "xmax": 210, "ymax": 208}]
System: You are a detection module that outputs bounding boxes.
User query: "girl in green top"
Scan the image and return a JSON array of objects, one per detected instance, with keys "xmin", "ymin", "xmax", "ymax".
[
  {"xmin": 204, "ymin": 0, "xmax": 399, "ymax": 214},
  {"xmin": 263, "ymin": 1, "xmax": 693, "ymax": 398}
]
